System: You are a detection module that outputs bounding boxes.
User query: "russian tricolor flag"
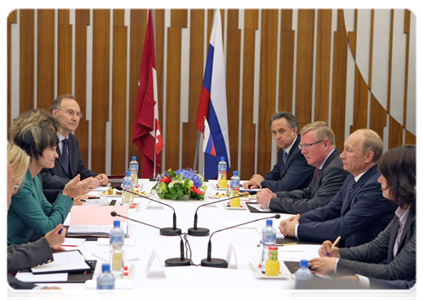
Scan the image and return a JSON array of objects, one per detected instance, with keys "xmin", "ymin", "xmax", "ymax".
[
  {"xmin": 203, "ymin": 118, "xmax": 216, "ymax": 156},
  {"xmin": 195, "ymin": 10, "xmax": 230, "ymax": 179}
]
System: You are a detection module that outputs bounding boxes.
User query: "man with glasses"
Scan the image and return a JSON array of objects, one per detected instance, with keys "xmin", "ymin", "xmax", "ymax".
[
  {"xmin": 278, "ymin": 129, "xmax": 397, "ymax": 247},
  {"xmin": 257, "ymin": 121, "xmax": 348, "ymax": 214},
  {"xmin": 243, "ymin": 111, "xmax": 315, "ymax": 192},
  {"xmin": 40, "ymin": 95, "xmax": 109, "ymax": 202}
]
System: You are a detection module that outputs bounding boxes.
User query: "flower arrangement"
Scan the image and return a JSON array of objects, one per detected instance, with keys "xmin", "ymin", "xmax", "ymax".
[{"xmin": 153, "ymin": 168, "xmax": 206, "ymax": 200}]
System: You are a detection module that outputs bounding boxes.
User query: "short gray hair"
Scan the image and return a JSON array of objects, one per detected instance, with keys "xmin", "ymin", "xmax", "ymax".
[
  {"xmin": 269, "ymin": 111, "xmax": 299, "ymax": 131},
  {"xmin": 300, "ymin": 121, "xmax": 335, "ymax": 145},
  {"xmin": 50, "ymin": 94, "xmax": 76, "ymax": 113}
]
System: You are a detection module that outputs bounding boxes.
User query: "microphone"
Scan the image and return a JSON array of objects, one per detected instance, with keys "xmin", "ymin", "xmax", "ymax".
[
  {"xmin": 115, "ymin": 186, "xmax": 181, "ymax": 236},
  {"xmin": 201, "ymin": 214, "xmax": 281, "ymax": 268},
  {"xmin": 110, "ymin": 211, "xmax": 191, "ymax": 267},
  {"xmin": 188, "ymin": 192, "xmax": 250, "ymax": 236}
]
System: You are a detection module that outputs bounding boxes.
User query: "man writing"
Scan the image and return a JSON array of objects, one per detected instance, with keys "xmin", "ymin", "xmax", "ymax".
[
  {"xmin": 278, "ymin": 129, "xmax": 397, "ymax": 247},
  {"xmin": 41, "ymin": 95, "xmax": 109, "ymax": 202},
  {"xmin": 256, "ymin": 121, "xmax": 348, "ymax": 214},
  {"xmin": 243, "ymin": 111, "xmax": 314, "ymax": 192}
]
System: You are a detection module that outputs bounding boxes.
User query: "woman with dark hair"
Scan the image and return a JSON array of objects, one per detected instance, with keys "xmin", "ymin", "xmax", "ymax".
[
  {"xmin": 309, "ymin": 145, "xmax": 416, "ymax": 289},
  {"xmin": 8, "ymin": 124, "xmax": 92, "ymax": 245}
]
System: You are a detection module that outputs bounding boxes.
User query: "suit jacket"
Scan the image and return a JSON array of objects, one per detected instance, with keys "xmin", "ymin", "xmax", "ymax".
[
  {"xmin": 297, "ymin": 165, "xmax": 397, "ymax": 247},
  {"xmin": 336, "ymin": 210, "xmax": 416, "ymax": 282},
  {"xmin": 370, "ymin": 272, "xmax": 420, "ymax": 300},
  {"xmin": 261, "ymin": 135, "xmax": 315, "ymax": 192},
  {"xmin": 5, "ymin": 273, "xmax": 35, "ymax": 300},
  {"xmin": 40, "ymin": 133, "xmax": 97, "ymax": 202},
  {"xmin": 269, "ymin": 148, "xmax": 348, "ymax": 214},
  {"xmin": 7, "ymin": 237, "xmax": 53, "ymax": 289}
]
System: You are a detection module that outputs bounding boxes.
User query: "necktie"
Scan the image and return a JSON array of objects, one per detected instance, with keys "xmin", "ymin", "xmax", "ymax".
[
  {"xmin": 283, "ymin": 151, "xmax": 288, "ymax": 165},
  {"xmin": 349, "ymin": 179, "xmax": 357, "ymax": 193},
  {"xmin": 62, "ymin": 138, "xmax": 70, "ymax": 174},
  {"xmin": 316, "ymin": 169, "xmax": 322, "ymax": 179}
]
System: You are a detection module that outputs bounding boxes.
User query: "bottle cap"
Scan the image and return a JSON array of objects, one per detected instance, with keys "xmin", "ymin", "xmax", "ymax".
[
  {"xmin": 299, "ymin": 260, "xmax": 309, "ymax": 268},
  {"xmin": 102, "ymin": 263, "xmax": 111, "ymax": 272},
  {"xmin": 233, "ymin": 171, "xmax": 238, "ymax": 176},
  {"xmin": 268, "ymin": 246, "xmax": 278, "ymax": 250},
  {"xmin": 132, "ymin": 156, "xmax": 136, "ymax": 160},
  {"xmin": 266, "ymin": 219, "xmax": 273, "ymax": 226},
  {"xmin": 113, "ymin": 220, "xmax": 121, "ymax": 227},
  {"xmin": 221, "ymin": 157, "xmax": 225, "ymax": 161},
  {"xmin": 125, "ymin": 171, "xmax": 131, "ymax": 176}
]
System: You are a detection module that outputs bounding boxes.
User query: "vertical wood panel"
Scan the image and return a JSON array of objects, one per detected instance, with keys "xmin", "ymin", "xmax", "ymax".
[
  {"xmin": 91, "ymin": 9, "xmax": 110, "ymax": 173},
  {"xmin": 403, "ymin": 9, "xmax": 411, "ymax": 130},
  {"xmin": 387, "ymin": 9, "xmax": 394, "ymax": 113},
  {"xmin": 155, "ymin": 10, "xmax": 165, "ymax": 140},
  {"xmin": 331, "ymin": 9, "xmax": 348, "ymax": 150},
  {"xmin": 37, "ymin": 10, "xmax": 55, "ymax": 110},
  {"xmin": 295, "ymin": 9, "xmax": 315, "ymax": 130},
  {"xmin": 111, "ymin": 10, "xmax": 127, "ymax": 174},
  {"xmin": 314, "ymin": 9, "xmax": 332, "ymax": 123},
  {"xmin": 74, "ymin": 9, "xmax": 90, "ymax": 166},
  {"xmin": 8, "ymin": 10, "xmax": 17, "ymax": 132},
  {"xmin": 388, "ymin": 115, "xmax": 403, "ymax": 149},
  {"xmin": 182, "ymin": 9, "xmax": 204, "ymax": 169},
  {"xmin": 257, "ymin": 9, "xmax": 278, "ymax": 177},
  {"xmin": 58, "ymin": 9, "xmax": 72, "ymax": 96},
  {"xmin": 165, "ymin": 10, "xmax": 187, "ymax": 170},
  {"xmin": 20, "ymin": 9, "xmax": 35, "ymax": 113},
  {"xmin": 128, "ymin": 9, "xmax": 147, "ymax": 173},
  {"xmin": 278, "ymin": 9, "xmax": 294, "ymax": 113},
  {"xmin": 226, "ymin": 9, "xmax": 241, "ymax": 173},
  {"xmin": 350, "ymin": 68, "xmax": 369, "ymax": 132},
  {"xmin": 240, "ymin": 9, "xmax": 258, "ymax": 178},
  {"xmin": 369, "ymin": 93, "xmax": 387, "ymax": 140},
  {"xmin": 405, "ymin": 130, "xmax": 415, "ymax": 145}
]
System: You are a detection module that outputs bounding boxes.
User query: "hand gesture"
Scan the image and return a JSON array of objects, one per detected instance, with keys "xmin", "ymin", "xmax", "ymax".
[
  {"xmin": 278, "ymin": 214, "xmax": 300, "ymax": 237},
  {"xmin": 45, "ymin": 224, "xmax": 66, "ymax": 249},
  {"xmin": 62, "ymin": 175, "xmax": 98, "ymax": 198},
  {"xmin": 95, "ymin": 173, "xmax": 109, "ymax": 186},
  {"xmin": 256, "ymin": 188, "xmax": 276, "ymax": 208}
]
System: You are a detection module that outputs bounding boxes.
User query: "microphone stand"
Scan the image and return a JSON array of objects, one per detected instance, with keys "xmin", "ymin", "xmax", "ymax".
[
  {"xmin": 188, "ymin": 192, "xmax": 250, "ymax": 236},
  {"xmin": 115, "ymin": 186, "xmax": 182, "ymax": 236},
  {"xmin": 110, "ymin": 211, "xmax": 191, "ymax": 267},
  {"xmin": 201, "ymin": 214, "xmax": 281, "ymax": 268}
]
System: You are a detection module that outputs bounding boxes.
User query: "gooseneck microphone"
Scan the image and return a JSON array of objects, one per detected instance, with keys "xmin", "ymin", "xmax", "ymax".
[
  {"xmin": 110, "ymin": 211, "xmax": 191, "ymax": 267},
  {"xmin": 188, "ymin": 192, "xmax": 250, "ymax": 236},
  {"xmin": 115, "ymin": 186, "xmax": 181, "ymax": 236},
  {"xmin": 201, "ymin": 214, "xmax": 281, "ymax": 268}
]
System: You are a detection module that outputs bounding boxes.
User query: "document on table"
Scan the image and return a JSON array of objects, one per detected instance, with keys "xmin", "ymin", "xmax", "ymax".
[
  {"xmin": 16, "ymin": 272, "xmax": 68, "ymax": 282},
  {"xmin": 31, "ymin": 250, "xmax": 90, "ymax": 274}
]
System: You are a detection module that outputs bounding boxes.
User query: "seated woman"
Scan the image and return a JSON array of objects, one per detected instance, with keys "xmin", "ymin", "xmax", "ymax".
[
  {"xmin": 309, "ymin": 145, "xmax": 415, "ymax": 288},
  {"xmin": 8, "ymin": 124, "xmax": 92, "ymax": 245}
]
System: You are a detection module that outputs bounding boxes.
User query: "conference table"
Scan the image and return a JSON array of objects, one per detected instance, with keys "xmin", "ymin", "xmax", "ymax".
[{"xmin": 7, "ymin": 180, "xmax": 412, "ymax": 300}]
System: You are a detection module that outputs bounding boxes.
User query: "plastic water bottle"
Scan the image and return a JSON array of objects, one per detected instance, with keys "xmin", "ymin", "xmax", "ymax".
[
  {"xmin": 110, "ymin": 220, "xmax": 125, "ymax": 278},
  {"xmin": 129, "ymin": 156, "xmax": 139, "ymax": 186},
  {"xmin": 230, "ymin": 171, "xmax": 240, "ymax": 207},
  {"xmin": 122, "ymin": 171, "xmax": 133, "ymax": 206},
  {"xmin": 97, "ymin": 263, "xmax": 115, "ymax": 289},
  {"xmin": 261, "ymin": 219, "xmax": 276, "ymax": 273},
  {"xmin": 218, "ymin": 157, "xmax": 228, "ymax": 188},
  {"xmin": 295, "ymin": 260, "xmax": 313, "ymax": 289}
]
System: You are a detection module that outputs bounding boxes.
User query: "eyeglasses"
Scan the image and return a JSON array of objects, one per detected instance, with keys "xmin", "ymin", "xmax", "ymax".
[
  {"xmin": 298, "ymin": 140, "xmax": 324, "ymax": 150},
  {"xmin": 13, "ymin": 184, "xmax": 21, "ymax": 195},
  {"xmin": 60, "ymin": 109, "xmax": 83, "ymax": 119}
]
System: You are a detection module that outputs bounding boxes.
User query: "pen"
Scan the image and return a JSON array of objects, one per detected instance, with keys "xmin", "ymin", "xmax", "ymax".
[
  {"xmin": 326, "ymin": 236, "xmax": 341, "ymax": 256},
  {"xmin": 59, "ymin": 228, "xmax": 63, "ymax": 235}
]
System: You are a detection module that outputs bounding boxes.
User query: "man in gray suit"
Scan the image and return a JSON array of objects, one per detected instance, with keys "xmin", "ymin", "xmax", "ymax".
[
  {"xmin": 5, "ymin": 160, "xmax": 68, "ymax": 300},
  {"xmin": 257, "ymin": 121, "xmax": 348, "ymax": 214}
]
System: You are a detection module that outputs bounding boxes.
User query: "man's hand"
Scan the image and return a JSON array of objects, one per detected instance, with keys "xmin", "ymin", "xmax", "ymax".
[
  {"xmin": 256, "ymin": 188, "xmax": 276, "ymax": 208},
  {"xmin": 318, "ymin": 240, "xmax": 341, "ymax": 258},
  {"xmin": 95, "ymin": 173, "xmax": 109, "ymax": 186},
  {"xmin": 308, "ymin": 257, "xmax": 338, "ymax": 274},
  {"xmin": 33, "ymin": 287, "xmax": 69, "ymax": 300},
  {"xmin": 242, "ymin": 180, "xmax": 259, "ymax": 189},
  {"xmin": 45, "ymin": 224, "xmax": 66, "ymax": 249},
  {"xmin": 278, "ymin": 214, "xmax": 300, "ymax": 237}
]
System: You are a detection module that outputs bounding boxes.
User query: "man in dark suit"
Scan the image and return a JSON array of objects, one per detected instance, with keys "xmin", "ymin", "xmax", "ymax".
[
  {"xmin": 5, "ymin": 160, "xmax": 68, "ymax": 300},
  {"xmin": 279, "ymin": 129, "xmax": 397, "ymax": 247},
  {"xmin": 242, "ymin": 111, "xmax": 314, "ymax": 192},
  {"xmin": 256, "ymin": 121, "xmax": 348, "ymax": 214},
  {"xmin": 40, "ymin": 95, "xmax": 109, "ymax": 202}
]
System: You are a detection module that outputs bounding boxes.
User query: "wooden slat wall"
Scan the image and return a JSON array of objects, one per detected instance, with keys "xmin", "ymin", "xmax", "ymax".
[
  {"xmin": 225, "ymin": 9, "xmax": 241, "ymax": 172},
  {"xmin": 7, "ymin": 9, "xmax": 416, "ymax": 179},
  {"xmin": 7, "ymin": 10, "xmax": 17, "ymax": 131},
  {"xmin": 257, "ymin": 9, "xmax": 278, "ymax": 176},
  {"xmin": 182, "ymin": 9, "xmax": 204, "ymax": 169},
  {"xmin": 111, "ymin": 9, "xmax": 127, "ymax": 174},
  {"xmin": 240, "ymin": 10, "xmax": 258, "ymax": 176},
  {"xmin": 74, "ymin": 9, "xmax": 90, "ymax": 166},
  {"xmin": 57, "ymin": 9, "xmax": 72, "ymax": 96},
  {"xmin": 37, "ymin": 9, "xmax": 55, "ymax": 111},
  {"xmin": 91, "ymin": 9, "xmax": 110, "ymax": 173}
]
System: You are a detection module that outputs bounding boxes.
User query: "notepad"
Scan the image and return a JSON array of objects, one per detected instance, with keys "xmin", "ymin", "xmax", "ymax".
[{"xmin": 31, "ymin": 250, "xmax": 90, "ymax": 274}]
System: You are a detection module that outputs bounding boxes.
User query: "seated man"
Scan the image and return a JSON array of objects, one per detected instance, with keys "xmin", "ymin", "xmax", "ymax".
[
  {"xmin": 279, "ymin": 129, "xmax": 397, "ymax": 247},
  {"xmin": 40, "ymin": 95, "xmax": 109, "ymax": 202},
  {"xmin": 243, "ymin": 111, "xmax": 314, "ymax": 192},
  {"xmin": 257, "ymin": 121, "xmax": 348, "ymax": 214}
]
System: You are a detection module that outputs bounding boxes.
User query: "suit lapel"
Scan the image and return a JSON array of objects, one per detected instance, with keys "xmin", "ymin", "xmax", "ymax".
[{"xmin": 55, "ymin": 143, "xmax": 70, "ymax": 177}]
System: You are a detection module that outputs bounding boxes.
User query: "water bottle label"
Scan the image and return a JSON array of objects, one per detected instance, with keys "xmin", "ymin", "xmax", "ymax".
[{"xmin": 262, "ymin": 233, "xmax": 276, "ymax": 244}]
